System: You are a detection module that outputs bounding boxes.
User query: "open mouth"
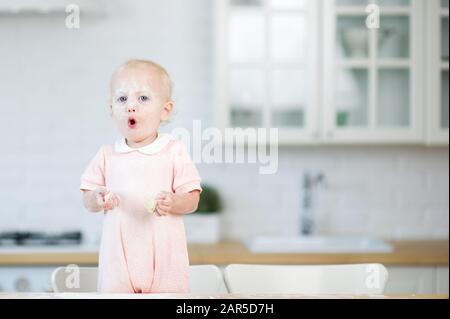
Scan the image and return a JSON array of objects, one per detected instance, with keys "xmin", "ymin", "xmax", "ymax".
[{"xmin": 128, "ymin": 117, "xmax": 137, "ymax": 129}]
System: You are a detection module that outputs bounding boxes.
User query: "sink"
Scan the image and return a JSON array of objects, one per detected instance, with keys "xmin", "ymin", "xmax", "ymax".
[{"xmin": 244, "ymin": 236, "xmax": 393, "ymax": 253}]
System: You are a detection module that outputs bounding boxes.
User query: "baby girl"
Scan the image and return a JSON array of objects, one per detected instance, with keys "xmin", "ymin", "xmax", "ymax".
[{"xmin": 80, "ymin": 59, "xmax": 202, "ymax": 293}]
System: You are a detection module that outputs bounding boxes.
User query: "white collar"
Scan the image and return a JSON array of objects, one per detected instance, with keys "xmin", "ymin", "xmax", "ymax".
[{"xmin": 114, "ymin": 133, "xmax": 175, "ymax": 155}]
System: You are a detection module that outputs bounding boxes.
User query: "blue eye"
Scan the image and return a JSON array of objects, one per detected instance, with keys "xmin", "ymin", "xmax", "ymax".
[
  {"xmin": 118, "ymin": 96, "xmax": 127, "ymax": 103},
  {"xmin": 139, "ymin": 96, "xmax": 149, "ymax": 102}
]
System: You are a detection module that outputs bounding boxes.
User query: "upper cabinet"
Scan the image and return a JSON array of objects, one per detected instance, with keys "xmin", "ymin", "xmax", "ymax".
[
  {"xmin": 214, "ymin": 0, "xmax": 321, "ymax": 144},
  {"xmin": 214, "ymin": 0, "xmax": 449, "ymax": 145},
  {"xmin": 322, "ymin": 0, "xmax": 424, "ymax": 143},
  {"xmin": 427, "ymin": 0, "xmax": 449, "ymax": 145}
]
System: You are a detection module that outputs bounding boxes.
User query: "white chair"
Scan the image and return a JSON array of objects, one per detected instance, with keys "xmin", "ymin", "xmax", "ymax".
[
  {"xmin": 51, "ymin": 264, "xmax": 226, "ymax": 294},
  {"xmin": 223, "ymin": 264, "xmax": 388, "ymax": 295},
  {"xmin": 189, "ymin": 265, "xmax": 227, "ymax": 294},
  {"xmin": 51, "ymin": 266, "xmax": 98, "ymax": 293}
]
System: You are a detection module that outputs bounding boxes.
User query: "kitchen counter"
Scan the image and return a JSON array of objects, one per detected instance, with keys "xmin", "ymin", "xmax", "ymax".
[
  {"xmin": 188, "ymin": 240, "xmax": 449, "ymax": 266},
  {"xmin": 0, "ymin": 293, "xmax": 448, "ymax": 299},
  {"xmin": 0, "ymin": 240, "xmax": 448, "ymax": 266},
  {"xmin": 0, "ymin": 240, "xmax": 449, "ymax": 266}
]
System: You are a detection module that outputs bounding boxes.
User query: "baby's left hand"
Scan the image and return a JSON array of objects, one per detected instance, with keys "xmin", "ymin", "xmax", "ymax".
[{"xmin": 155, "ymin": 191, "xmax": 175, "ymax": 216}]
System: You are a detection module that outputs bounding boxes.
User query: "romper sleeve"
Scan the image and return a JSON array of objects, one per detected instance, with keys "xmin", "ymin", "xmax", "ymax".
[
  {"xmin": 80, "ymin": 145, "xmax": 106, "ymax": 191},
  {"xmin": 171, "ymin": 140, "xmax": 202, "ymax": 194}
]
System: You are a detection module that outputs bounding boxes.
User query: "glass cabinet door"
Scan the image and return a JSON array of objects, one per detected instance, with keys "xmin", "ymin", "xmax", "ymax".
[
  {"xmin": 219, "ymin": 0, "xmax": 320, "ymax": 143},
  {"xmin": 324, "ymin": 0, "xmax": 423, "ymax": 142},
  {"xmin": 227, "ymin": 3, "xmax": 266, "ymax": 128},
  {"xmin": 427, "ymin": 0, "xmax": 449, "ymax": 144},
  {"xmin": 439, "ymin": 2, "xmax": 449, "ymax": 132}
]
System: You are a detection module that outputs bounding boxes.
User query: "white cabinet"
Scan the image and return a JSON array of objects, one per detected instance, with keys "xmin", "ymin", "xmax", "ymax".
[
  {"xmin": 385, "ymin": 266, "xmax": 435, "ymax": 294},
  {"xmin": 214, "ymin": 0, "xmax": 321, "ymax": 144},
  {"xmin": 427, "ymin": 0, "xmax": 449, "ymax": 145},
  {"xmin": 436, "ymin": 266, "xmax": 449, "ymax": 294},
  {"xmin": 322, "ymin": 0, "xmax": 425, "ymax": 144},
  {"xmin": 385, "ymin": 266, "xmax": 449, "ymax": 294},
  {"xmin": 0, "ymin": 267, "xmax": 54, "ymax": 292},
  {"xmin": 215, "ymin": 0, "xmax": 448, "ymax": 145}
]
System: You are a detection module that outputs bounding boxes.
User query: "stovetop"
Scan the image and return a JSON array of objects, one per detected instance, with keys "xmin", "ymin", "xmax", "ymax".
[{"xmin": 0, "ymin": 231, "xmax": 83, "ymax": 246}]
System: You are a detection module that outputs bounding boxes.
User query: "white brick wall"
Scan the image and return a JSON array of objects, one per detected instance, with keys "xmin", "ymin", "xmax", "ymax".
[
  {"xmin": 197, "ymin": 147, "xmax": 449, "ymax": 241},
  {"xmin": 0, "ymin": 1, "xmax": 448, "ymax": 243}
]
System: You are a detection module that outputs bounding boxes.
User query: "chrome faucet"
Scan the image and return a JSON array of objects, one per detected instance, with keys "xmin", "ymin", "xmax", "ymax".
[{"xmin": 301, "ymin": 171, "xmax": 327, "ymax": 236}]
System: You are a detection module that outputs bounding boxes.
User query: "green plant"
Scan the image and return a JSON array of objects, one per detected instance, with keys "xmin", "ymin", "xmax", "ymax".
[{"xmin": 196, "ymin": 184, "xmax": 223, "ymax": 214}]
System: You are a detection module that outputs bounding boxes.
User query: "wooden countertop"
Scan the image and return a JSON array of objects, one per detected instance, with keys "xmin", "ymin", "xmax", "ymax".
[
  {"xmin": 0, "ymin": 293, "xmax": 448, "ymax": 299},
  {"xmin": 0, "ymin": 240, "xmax": 448, "ymax": 266}
]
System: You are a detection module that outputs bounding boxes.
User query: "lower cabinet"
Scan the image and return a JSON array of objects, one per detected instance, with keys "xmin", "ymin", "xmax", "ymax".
[
  {"xmin": 385, "ymin": 266, "xmax": 449, "ymax": 294},
  {"xmin": 436, "ymin": 267, "xmax": 450, "ymax": 294},
  {"xmin": 0, "ymin": 264, "xmax": 447, "ymax": 294}
]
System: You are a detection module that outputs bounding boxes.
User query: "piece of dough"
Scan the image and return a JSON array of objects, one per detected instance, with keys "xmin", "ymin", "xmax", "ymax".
[
  {"xmin": 104, "ymin": 191, "xmax": 113, "ymax": 202},
  {"xmin": 146, "ymin": 197, "xmax": 157, "ymax": 214}
]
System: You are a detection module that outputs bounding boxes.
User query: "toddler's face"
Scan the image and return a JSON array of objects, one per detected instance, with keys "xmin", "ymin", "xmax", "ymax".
[{"xmin": 110, "ymin": 66, "xmax": 172, "ymax": 144}]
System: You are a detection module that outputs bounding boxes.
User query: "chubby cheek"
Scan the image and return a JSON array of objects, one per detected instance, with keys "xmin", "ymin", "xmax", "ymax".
[
  {"xmin": 138, "ymin": 112, "xmax": 162, "ymax": 135},
  {"xmin": 112, "ymin": 114, "xmax": 127, "ymax": 132}
]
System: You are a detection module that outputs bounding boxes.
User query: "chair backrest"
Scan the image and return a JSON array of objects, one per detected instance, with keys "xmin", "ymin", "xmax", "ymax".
[
  {"xmin": 223, "ymin": 264, "xmax": 388, "ymax": 295},
  {"xmin": 51, "ymin": 266, "xmax": 98, "ymax": 293},
  {"xmin": 51, "ymin": 264, "xmax": 226, "ymax": 293},
  {"xmin": 189, "ymin": 265, "xmax": 227, "ymax": 294}
]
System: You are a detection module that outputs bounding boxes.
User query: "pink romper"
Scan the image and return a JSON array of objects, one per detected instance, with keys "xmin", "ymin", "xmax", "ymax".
[{"xmin": 80, "ymin": 133, "xmax": 202, "ymax": 293}]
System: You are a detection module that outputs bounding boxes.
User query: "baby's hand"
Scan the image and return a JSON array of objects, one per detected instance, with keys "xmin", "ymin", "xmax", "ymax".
[
  {"xmin": 155, "ymin": 191, "xmax": 175, "ymax": 216},
  {"xmin": 94, "ymin": 187, "xmax": 120, "ymax": 212}
]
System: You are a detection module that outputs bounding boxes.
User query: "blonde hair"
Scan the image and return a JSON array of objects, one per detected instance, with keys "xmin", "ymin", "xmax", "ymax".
[{"xmin": 111, "ymin": 59, "xmax": 173, "ymax": 101}]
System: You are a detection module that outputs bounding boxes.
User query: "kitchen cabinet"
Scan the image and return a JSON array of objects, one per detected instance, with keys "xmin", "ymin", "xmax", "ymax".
[
  {"xmin": 436, "ymin": 266, "xmax": 449, "ymax": 294},
  {"xmin": 214, "ymin": 0, "xmax": 321, "ymax": 144},
  {"xmin": 323, "ymin": 0, "xmax": 425, "ymax": 144},
  {"xmin": 0, "ymin": 266, "xmax": 54, "ymax": 293},
  {"xmin": 385, "ymin": 266, "xmax": 449, "ymax": 294},
  {"xmin": 0, "ymin": 265, "xmax": 447, "ymax": 294},
  {"xmin": 385, "ymin": 266, "xmax": 435, "ymax": 294},
  {"xmin": 426, "ymin": 0, "xmax": 449, "ymax": 145},
  {"xmin": 215, "ymin": 0, "xmax": 448, "ymax": 145}
]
